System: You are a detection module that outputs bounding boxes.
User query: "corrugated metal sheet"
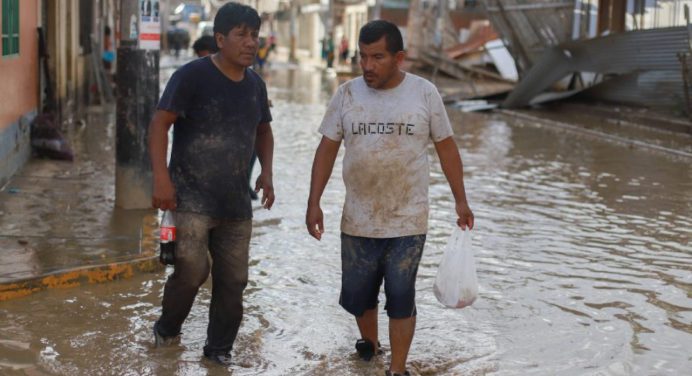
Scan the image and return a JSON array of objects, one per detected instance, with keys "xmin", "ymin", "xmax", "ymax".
[
  {"xmin": 503, "ymin": 26, "xmax": 690, "ymax": 109},
  {"xmin": 560, "ymin": 26, "xmax": 689, "ymax": 73},
  {"xmin": 583, "ymin": 71, "xmax": 685, "ymax": 108},
  {"xmin": 480, "ymin": 0, "xmax": 575, "ymax": 72}
]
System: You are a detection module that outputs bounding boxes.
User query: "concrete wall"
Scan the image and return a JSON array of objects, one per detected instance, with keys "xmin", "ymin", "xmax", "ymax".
[
  {"xmin": 0, "ymin": 0, "xmax": 40, "ymax": 186},
  {"xmin": 343, "ymin": 4, "xmax": 368, "ymax": 57},
  {"xmin": 0, "ymin": 111, "xmax": 36, "ymax": 188},
  {"xmin": 300, "ymin": 12, "xmax": 323, "ymax": 61}
]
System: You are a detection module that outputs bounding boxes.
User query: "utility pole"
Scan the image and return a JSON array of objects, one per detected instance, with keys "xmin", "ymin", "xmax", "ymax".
[
  {"xmin": 115, "ymin": 0, "xmax": 160, "ymax": 209},
  {"xmin": 289, "ymin": 0, "xmax": 297, "ymax": 63},
  {"xmin": 406, "ymin": 0, "xmax": 423, "ymax": 61},
  {"xmin": 431, "ymin": 0, "xmax": 445, "ymax": 83}
]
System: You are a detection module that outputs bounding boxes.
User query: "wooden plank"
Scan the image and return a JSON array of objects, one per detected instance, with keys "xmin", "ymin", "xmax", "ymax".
[
  {"xmin": 485, "ymin": 2, "xmax": 574, "ymax": 12},
  {"xmin": 421, "ymin": 49, "xmax": 516, "ymax": 84}
]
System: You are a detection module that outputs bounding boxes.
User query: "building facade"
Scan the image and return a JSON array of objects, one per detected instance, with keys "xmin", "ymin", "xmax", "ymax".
[
  {"xmin": 0, "ymin": 0, "xmax": 40, "ymax": 187},
  {"xmin": 0, "ymin": 0, "xmax": 114, "ymax": 186}
]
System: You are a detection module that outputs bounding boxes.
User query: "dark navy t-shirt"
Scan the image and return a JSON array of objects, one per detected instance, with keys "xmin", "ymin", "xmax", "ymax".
[{"xmin": 157, "ymin": 56, "xmax": 272, "ymax": 219}]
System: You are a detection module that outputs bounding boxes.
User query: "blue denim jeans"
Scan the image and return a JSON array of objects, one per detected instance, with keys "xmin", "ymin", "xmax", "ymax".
[{"xmin": 339, "ymin": 233, "xmax": 426, "ymax": 319}]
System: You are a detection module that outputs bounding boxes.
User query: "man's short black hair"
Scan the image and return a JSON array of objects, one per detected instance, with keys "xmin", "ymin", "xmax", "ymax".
[
  {"xmin": 192, "ymin": 35, "xmax": 218, "ymax": 54},
  {"xmin": 213, "ymin": 2, "xmax": 261, "ymax": 36},
  {"xmin": 359, "ymin": 20, "xmax": 404, "ymax": 54}
]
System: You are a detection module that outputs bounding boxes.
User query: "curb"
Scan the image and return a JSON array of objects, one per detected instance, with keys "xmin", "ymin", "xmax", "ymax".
[
  {"xmin": 0, "ymin": 256, "xmax": 165, "ymax": 301},
  {"xmin": 0, "ymin": 202, "xmax": 163, "ymax": 301},
  {"xmin": 499, "ymin": 109, "xmax": 692, "ymax": 159}
]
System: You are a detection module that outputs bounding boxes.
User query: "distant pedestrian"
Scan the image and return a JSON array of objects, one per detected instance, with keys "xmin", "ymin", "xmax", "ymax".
[
  {"xmin": 148, "ymin": 2, "xmax": 274, "ymax": 366},
  {"xmin": 192, "ymin": 35, "xmax": 218, "ymax": 57},
  {"xmin": 339, "ymin": 35, "xmax": 349, "ymax": 64},
  {"xmin": 254, "ymin": 37, "xmax": 271, "ymax": 71},
  {"xmin": 102, "ymin": 25, "xmax": 115, "ymax": 73},
  {"xmin": 306, "ymin": 20, "xmax": 474, "ymax": 376},
  {"xmin": 267, "ymin": 32, "xmax": 276, "ymax": 51},
  {"xmin": 322, "ymin": 33, "xmax": 335, "ymax": 68},
  {"xmin": 167, "ymin": 22, "xmax": 190, "ymax": 58}
]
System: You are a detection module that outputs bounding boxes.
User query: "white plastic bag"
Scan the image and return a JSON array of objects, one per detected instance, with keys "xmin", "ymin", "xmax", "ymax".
[{"xmin": 433, "ymin": 227, "xmax": 478, "ymax": 308}]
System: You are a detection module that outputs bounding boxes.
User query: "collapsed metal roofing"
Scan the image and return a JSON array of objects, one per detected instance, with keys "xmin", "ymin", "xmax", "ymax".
[
  {"xmin": 480, "ymin": 0, "xmax": 692, "ymax": 110},
  {"xmin": 503, "ymin": 26, "xmax": 690, "ymax": 108}
]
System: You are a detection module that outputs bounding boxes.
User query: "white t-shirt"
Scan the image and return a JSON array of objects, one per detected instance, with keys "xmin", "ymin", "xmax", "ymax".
[{"xmin": 319, "ymin": 73, "xmax": 454, "ymax": 238}]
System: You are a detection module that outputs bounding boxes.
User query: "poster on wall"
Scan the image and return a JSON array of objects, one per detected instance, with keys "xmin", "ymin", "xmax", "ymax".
[{"xmin": 139, "ymin": 0, "xmax": 161, "ymax": 50}]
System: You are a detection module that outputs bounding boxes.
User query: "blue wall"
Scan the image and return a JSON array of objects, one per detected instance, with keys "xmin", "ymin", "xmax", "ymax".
[{"xmin": 0, "ymin": 110, "xmax": 35, "ymax": 188}]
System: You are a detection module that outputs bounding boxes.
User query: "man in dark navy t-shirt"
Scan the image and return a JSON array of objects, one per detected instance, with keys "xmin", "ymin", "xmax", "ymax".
[{"xmin": 147, "ymin": 2, "xmax": 274, "ymax": 366}]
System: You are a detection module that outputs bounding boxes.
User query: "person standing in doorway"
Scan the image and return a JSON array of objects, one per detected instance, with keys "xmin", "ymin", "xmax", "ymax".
[
  {"xmin": 148, "ymin": 2, "xmax": 274, "ymax": 366},
  {"xmin": 305, "ymin": 20, "xmax": 473, "ymax": 376}
]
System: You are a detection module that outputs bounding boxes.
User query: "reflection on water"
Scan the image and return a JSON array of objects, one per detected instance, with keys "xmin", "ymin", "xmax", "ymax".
[
  {"xmin": 0, "ymin": 68, "xmax": 690, "ymax": 375},
  {"xmin": 449, "ymin": 113, "xmax": 691, "ymax": 376}
]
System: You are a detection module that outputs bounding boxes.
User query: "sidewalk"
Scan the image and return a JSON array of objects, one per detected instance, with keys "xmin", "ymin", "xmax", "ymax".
[
  {"xmin": 498, "ymin": 103, "xmax": 692, "ymax": 158},
  {"xmin": 0, "ymin": 105, "xmax": 162, "ymax": 301}
]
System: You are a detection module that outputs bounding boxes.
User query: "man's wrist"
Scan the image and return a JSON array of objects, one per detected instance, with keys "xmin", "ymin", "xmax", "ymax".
[{"xmin": 454, "ymin": 196, "xmax": 468, "ymax": 205}]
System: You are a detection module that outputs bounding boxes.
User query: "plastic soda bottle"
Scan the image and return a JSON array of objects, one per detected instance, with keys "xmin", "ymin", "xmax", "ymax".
[{"xmin": 159, "ymin": 210, "xmax": 176, "ymax": 265}]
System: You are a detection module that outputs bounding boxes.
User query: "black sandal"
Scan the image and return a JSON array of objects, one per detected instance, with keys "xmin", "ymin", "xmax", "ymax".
[
  {"xmin": 355, "ymin": 339, "xmax": 383, "ymax": 361},
  {"xmin": 385, "ymin": 371, "xmax": 410, "ymax": 376}
]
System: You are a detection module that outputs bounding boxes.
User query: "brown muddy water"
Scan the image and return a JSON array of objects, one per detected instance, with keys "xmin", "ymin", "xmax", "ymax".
[{"xmin": 0, "ymin": 65, "xmax": 690, "ymax": 375}]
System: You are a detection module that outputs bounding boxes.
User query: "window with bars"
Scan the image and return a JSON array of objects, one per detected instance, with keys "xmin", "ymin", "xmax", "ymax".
[{"xmin": 2, "ymin": 0, "xmax": 20, "ymax": 56}]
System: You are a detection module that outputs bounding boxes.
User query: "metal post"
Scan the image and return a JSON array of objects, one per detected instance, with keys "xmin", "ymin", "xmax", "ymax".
[
  {"xmin": 679, "ymin": 53, "xmax": 692, "ymax": 119},
  {"xmin": 405, "ymin": 0, "xmax": 422, "ymax": 61},
  {"xmin": 115, "ymin": 0, "xmax": 159, "ymax": 209},
  {"xmin": 686, "ymin": 4, "xmax": 692, "ymax": 51},
  {"xmin": 289, "ymin": 0, "xmax": 297, "ymax": 63},
  {"xmin": 431, "ymin": 0, "xmax": 445, "ymax": 83},
  {"xmin": 682, "ymin": 5, "xmax": 692, "ymax": 119}
]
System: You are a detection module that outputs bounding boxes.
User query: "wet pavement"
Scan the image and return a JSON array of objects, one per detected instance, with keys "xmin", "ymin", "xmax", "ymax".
[
  {"xmin": 0, "ymin": 106, "xmax": 160, "ymax": 300},
  {"xmin": 0, "ymin": 61, "xmax": 690, "ymax": 375}
]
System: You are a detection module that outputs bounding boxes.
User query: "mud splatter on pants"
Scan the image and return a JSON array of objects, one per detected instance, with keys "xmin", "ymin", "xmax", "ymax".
[{"xmin": 156, "ymin": 212, "xmax": 252, "ymax": 355}]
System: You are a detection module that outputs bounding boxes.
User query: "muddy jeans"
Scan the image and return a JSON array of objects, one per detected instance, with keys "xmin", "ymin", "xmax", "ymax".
[{"xmin": 155, "ymin": 212, "xmax": 252, "ymax": 355}]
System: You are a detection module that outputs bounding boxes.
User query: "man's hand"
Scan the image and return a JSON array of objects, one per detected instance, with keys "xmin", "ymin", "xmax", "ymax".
[
  {"xmin": 306, "ymin": 204, "xmax": 324, "ymax": 240},
  {"xmin": 152, "ymin": 176, "xmax": 177, "ymax": 210},
  {"xmin": 456, "ymin": 201, "xmax": 474, "ymax": 230},
  {"xmin": 254, "ymin": 173, "xmax": 275, "ymax": 209}
]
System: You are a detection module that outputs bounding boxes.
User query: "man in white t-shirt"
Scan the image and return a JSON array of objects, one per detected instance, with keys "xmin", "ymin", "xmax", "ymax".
[{"xmin": 306, "ymin": 20, "xmax": 474, "ymax": 376}]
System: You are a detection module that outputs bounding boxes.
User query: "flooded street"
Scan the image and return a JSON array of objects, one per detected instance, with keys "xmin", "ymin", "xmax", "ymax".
[{"xmin": 0, "ymin": 65, "xmax": 690, "ymax": 376}]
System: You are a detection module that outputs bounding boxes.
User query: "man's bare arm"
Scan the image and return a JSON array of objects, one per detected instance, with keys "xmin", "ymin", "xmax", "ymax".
[
  {"xmin": 306, "ymin": 136, "xmax": 342, "ymax": 240},
  {"xmin": 148, "ymin": 110, "xmax": 177, "ymax": 210},
  {"xmin": 254, "ymin": 122, "xmax": 275, "ymax": 209},
  {"xmin": 434, "ymin": 136, "xmax": 474, "ymax": 229}
]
